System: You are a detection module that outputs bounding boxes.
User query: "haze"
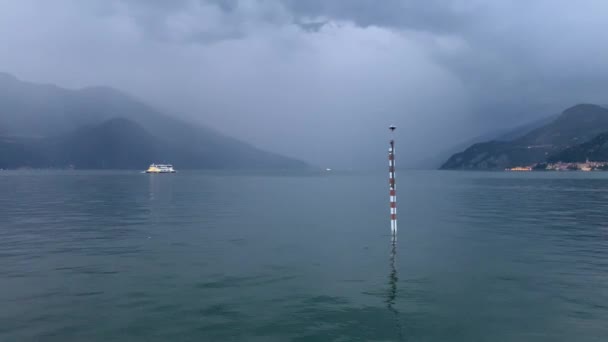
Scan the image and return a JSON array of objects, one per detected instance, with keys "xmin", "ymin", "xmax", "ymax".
[{"xmin": 1, "ymin": 0, "xmax": 607, "ymax": 168}]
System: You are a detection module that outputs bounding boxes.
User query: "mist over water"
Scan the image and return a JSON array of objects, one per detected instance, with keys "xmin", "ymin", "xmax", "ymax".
[
  {"xmin": 1, "ymin": 170, "xmax": 607, "ymax": 341},
  {"xmin": 3, "ymin": 1, "xmax": 608, "ymax": 168}
]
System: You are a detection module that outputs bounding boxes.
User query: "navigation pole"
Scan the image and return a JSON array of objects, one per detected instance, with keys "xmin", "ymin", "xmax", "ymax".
[{"xmin": 389, "ymin": 125, "xmax": 397, "ymax": 237}]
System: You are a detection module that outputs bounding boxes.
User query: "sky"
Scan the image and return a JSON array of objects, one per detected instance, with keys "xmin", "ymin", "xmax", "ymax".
[{"xmin": 1, "ymin": 0, "xmax": 608, "ymax": 168}]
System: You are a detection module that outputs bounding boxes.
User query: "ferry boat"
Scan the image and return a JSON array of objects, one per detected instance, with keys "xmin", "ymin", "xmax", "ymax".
[
  {"xmin": 145, "ymin": 164, "xmax": 176, "ymax": 173},
  {"xmin": 505, "ymin": 166, "xmax": 532, "ymax": 171}
]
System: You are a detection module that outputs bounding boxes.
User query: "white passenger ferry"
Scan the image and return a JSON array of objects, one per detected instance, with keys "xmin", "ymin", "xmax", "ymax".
[{"xmin": 145, "ymin": 164, "xmax": 176, "ymax": 173}]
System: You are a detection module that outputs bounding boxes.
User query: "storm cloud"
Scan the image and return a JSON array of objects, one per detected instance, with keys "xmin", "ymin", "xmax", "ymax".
[{"xmin": 1, "ymin": 0, "xmax": 607, "ymax": 168}]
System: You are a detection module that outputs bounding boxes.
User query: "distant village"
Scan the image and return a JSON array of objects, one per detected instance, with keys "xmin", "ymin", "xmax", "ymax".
[{"xmin": 506, "ymin": 160, "xmax": 608, "ymax": 172}]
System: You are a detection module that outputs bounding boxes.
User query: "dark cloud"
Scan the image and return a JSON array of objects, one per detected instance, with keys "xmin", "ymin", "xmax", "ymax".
[
  {"xmin": 111, "ymin": 0, "xmax": 477, "ymax": 42},
  {"xmin": 281, "ymin": 0, "xmax": 476, "ymax": 33},
  {"xmin": 0, "ymin": 0, "xmax": 607, "ymax": 168}
]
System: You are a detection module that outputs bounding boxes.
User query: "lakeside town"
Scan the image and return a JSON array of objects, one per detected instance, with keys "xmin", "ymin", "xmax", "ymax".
[{"xmin": 506, "ymin": 160, "xmax": 608, "ymax": 172}]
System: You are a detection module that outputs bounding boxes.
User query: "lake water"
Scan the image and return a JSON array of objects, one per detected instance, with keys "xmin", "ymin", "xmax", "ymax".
[{"xmin": 1, "ymin": 170, "xmax": 608, "ymax": 341}]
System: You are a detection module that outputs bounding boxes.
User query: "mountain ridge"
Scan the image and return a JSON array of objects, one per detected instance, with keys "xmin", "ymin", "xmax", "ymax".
[
  {"xmin": 440, "ymin": 104, "xmax": 608, "ymax": 170},
  {"xmin": 424, "ymin": 113, "xmax": 558, "ymax": 168},
  {"xmin": 0, "ymin": 73, "xmax": 307, "ymax": 169},
  {"xmin": 547, "ymin": 131, "xmax": 608, "ymax": 163}
]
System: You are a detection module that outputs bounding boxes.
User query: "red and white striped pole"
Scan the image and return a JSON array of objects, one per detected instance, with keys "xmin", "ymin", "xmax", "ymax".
[{"xmin": 389, "ymin": 125, "xmax": 397, "ymax": 236}]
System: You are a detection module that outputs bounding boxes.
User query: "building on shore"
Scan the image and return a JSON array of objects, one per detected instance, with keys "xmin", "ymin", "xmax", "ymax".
[
  {"xmin": 505, "ymin": 160, "xmax": 608, "ymax": 171},
  {"xmin": 543, "ymin": 160, "xmax": 608, "ymax": 171}
]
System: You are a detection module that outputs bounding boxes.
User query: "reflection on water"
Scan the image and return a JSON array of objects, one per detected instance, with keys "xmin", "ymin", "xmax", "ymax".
[{"xmin": 387, "ymin": 235, "xmax": 403, "ymax": 341}]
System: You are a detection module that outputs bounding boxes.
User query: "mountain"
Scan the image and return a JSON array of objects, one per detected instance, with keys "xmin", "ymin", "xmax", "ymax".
[
  {"xmin": 0, "ymin": 118, "xmax": 159, "ymax": 169},
  {"xmin": 516, "ymin": 104, "xmax": 608, "ymax": 146},
  {"xmin": 0, "ymin": 136, "xmax": 45, "ymax": 168},
  {"xmin": 493, "ymin": 113, "xmax": 560, "ymax": 142},
  {"xmin": 47, "ymin": 118, "xmax": 169, "ymax": 169},
  {"xmin": 0, "ymin": 73, "xmax": 307, "ymax": 169},
  {"xmin": 548, "ymin": 131, "xmax": 608, "ymax": 163},
  {"xmin": 441, "ymin": 104, "xmax": 608, "ymax": 170},
  {"xmin": 424, "ymin": 114, "xmax": 558, "ymax": 169}
]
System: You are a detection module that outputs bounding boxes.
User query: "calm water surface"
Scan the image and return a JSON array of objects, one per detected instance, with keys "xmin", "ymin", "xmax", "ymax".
[{"xmin": 1, "ymin": 170, "xmax": 607, "ymax": 341}]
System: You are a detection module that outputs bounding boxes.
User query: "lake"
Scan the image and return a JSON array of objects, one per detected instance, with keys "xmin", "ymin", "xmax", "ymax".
[{"xmin": 1, "ymin": 170, "xmax": 607, "ymax": 341}]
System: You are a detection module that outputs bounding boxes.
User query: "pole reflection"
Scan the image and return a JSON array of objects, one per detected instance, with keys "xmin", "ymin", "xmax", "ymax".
[{"xmin": 387, "ymin": 235, "xmax": 403, "ymax": 340}]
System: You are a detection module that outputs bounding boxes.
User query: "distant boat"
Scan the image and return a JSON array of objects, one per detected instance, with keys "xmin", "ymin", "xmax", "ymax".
[
  {"xmin": 145, "ymin": 164, "xmax": 176, "ymax": 173},
  {"xmin": 505, "ymin": 166, "xmax": 532, "ymax": 171},
  {"xmin": 325, "ymin": 168, "xmax": 332, "ymax": 171}
]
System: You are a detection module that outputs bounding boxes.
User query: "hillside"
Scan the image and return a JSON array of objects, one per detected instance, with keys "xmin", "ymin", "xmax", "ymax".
[
  {"xmin": 0, "ymin": 73, "xmax": 307, "ymax": 169},
  {"xmin": 0, "ymin": 118, "xmax": 160, "ymax": 169},
  {"xmin": 47, "ymin": 118, "xmax": 170, "ymax": 169},
  {"xmin": 441, "ymin": 104, "xmax": 608, "ymax": 170},
  {"xmin": 426, "ymin": 113, "xmax": 557, "ymax": 168},
  {"xmin": 517, "ymin": 104, "xmax": 608, "ymax": 146},
  {"xmin": 548, "ymin": 131, "xmax": 608, "ymax": 163},
  {"xmin": 0, "ymin": 136, "xmax": 45, "ymax": 168}
]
